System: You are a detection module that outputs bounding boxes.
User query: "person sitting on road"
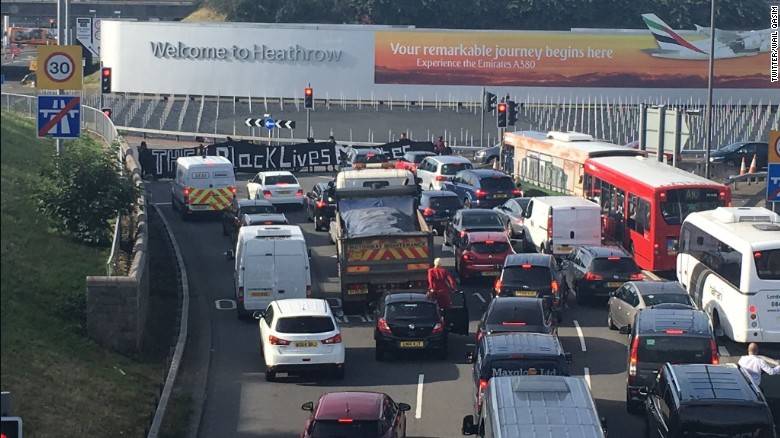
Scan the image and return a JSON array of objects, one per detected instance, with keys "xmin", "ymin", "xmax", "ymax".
[
  {"xmin": 427, "ymin": 258, "xmax": 457, "ymax": 310},
  {"xmin": 738, "ymin": 343, "xmax": 780, "ymax": 387}
]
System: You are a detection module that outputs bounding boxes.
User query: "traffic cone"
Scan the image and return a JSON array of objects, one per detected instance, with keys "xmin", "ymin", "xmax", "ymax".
[
  {"xmin": 748, "ymin": 154, "xmax": 757, "ymax": 174},
  {"xmin": 739, "ymin": 156, "xmax": 747, "ymax": 176}
]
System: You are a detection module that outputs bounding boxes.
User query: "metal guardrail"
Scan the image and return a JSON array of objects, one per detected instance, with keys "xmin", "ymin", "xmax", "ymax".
[{"xmin": 106, "ymin": 215, "xmax": 121, "ymax": 276}]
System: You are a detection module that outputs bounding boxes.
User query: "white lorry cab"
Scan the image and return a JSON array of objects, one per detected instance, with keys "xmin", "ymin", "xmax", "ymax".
[
  {"xmin": 522, "ymin": 196, "xmax": 601, "ymax": 255},
  {"xmin": 334, "ymin": 168, "xmax": 416, "ymax": 190},
  {"xmin": 233, "ymin": 225, "xmax": 312, "ymax": 319},
  {"xmin": 171, "ymin": 156, "xmax": 236, "ymax": 220}
]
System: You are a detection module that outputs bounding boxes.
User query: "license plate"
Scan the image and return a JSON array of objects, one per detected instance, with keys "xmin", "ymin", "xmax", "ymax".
[
  {"xmin": 481, "ymin": 271, "xmax": 499, "ymax": 276},
  {"xmin": 608, "ymin": 282, "xmax": 623, "ymax": 288},
  {"xmin": 189, "ymin": 204, "xmax": 210, "ymax": 211},
  {"xmin": 399, "ymin": 341, "xmax": 424, "ymax": 348},
  {"xmin": 250, "ymin": 291, "xmax": 271, "ymax": 297},
  {"xmin": 492, "ymin": 193, "xmax": 508, "ymax": 199},
  {"xmin": 277, "ymin": 190, "xmax": 291, "ymax": 195},
  {"xmin": 347, "ymin": 288, "xmax": 368, "ymax": 295},
  {"xmin": 294, "ymin": 341, "xmax": 318, "ymax": 348},
  {"xmin": 515, "ymin": 290, "xmax": 538, "ymax": 297}
]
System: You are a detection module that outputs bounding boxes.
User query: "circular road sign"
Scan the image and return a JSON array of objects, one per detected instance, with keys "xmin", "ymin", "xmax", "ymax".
[
  {"xmin": 44, "ymin": 51, "xmax": 76, "ymax": 83},
  {"xmin": 264, "ymin": 118, "xmax": 276, "ymax": 130}
]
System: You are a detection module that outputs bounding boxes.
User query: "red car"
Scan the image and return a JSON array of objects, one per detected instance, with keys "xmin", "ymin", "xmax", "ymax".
[
  {"xmin": 301, "ymin": 391, "xmax": 411, "ymax": 438},
  {"xmin": 394, "ymin": 151, "xmax": 437, "ymax": 174},
  {"xmin": 454, "ymin": 231, "xmax": 515, "ymax": 281}
]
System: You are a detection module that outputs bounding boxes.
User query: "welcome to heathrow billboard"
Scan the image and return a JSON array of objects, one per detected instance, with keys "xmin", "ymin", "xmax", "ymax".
[{"xmin": 101, "ymin": 21, "xmax": 776, "ymax": 102}]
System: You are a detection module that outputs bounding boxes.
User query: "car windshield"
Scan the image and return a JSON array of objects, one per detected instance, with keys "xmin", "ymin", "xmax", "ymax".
[
  {"xmin": 275, "ymin": 316, "xmax": 334, "ymax": 334},
  {"xmin": 485, "ymin": 359, "xmax": 565, "ymax": 379},
  {"xmin": 470, "ymin": 242, "xmax": 510, "ymax": 254},
  {"xmin": 354, "ymin": 152, "xmax": 388, "ymax": 164},
  {"xmin": 486, "ymin": 302, "xmax": 544, "ymax": 326},
  {"xmin": 591, "ymin": 257, "xmax": 640, "ymax": 275},
  {"xmin": 240, "ymin": 205, "xmax": 276, "ymax": 215},
  {"xmin": 660, "ymin": 188, "xmax": 722, "ymax": 225},
  {"xmin": 386, "ymin": 302, "xmax": 438, "ymax": 320},
  {"xmin": 428, "ymin": 197, "xmax": 460, "ymax": 210},
  {"xmin": 501, "ymin": 266, "xmax": 553, "ymax": 288},
  {"xmin": 754, "ymin": 249, "xmax": 780, "ymax": 280},
  {"xmin": 264, "ymin": 175, "xmax": 297, "ymax": 185},
  {"xmin": 440, "ymin": 163, "xmax": 472, "ymax": 175},
  {"xmin": 643, "ymin": 293, "xmax": 692, "ymax": 307},
  {"xmin": 480, "ymin": 177, "xmax": 514, "ymax": 191},
  {"xmin": 310, "ymin": 420, "xmax": 379, "ymax": 437},
  {"xmin": 462, "ymin": 213, "xmax": 503, "ymax": 228},
  {"xmin": 637, "ymin": 336, "xmax": 711, "ymax": 363}
]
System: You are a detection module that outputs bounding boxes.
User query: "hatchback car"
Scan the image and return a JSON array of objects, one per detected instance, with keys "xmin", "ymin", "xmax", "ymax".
[
  {"xmin": 476, "ymin": 297, "xmax": 555, "ymax": 342},
  {"xmin": 494, "ymin": 254, "xmax": 565, "ymax": 319},
  {"xmin": 607, "ymin": 281, "xmax": 693, "ymax": 331},
  {"xmin": 339, "ymin": 147, "xmax": 391, "ymax": 171},
  {"xmin": 304, "ymin": 182, "xmax": 336, "ymax": 231},
  {"xmin": 444, "ymin": 209, "xmax": 507, "ymax": 247},
  {"xmin": 442, "ymin": 169, "xmax": 521, "ymax": 209},
  {"xmin": 416, "ymin": 155, "xmax": 473, "ymax": 190},
  {"xmin": 418, "ymin": 190, "xmax": 461, "ymax": 234},
  {"xmin": 454, "ymin": 231, "xmax": 514, "ymax": 281},
  {"xmin": 493, "ymin": 197, "xmax": 531, "ymax": 239},
  {"xmin": 624, "ymin": 306, "xmax": 718, "ymax": 414},
  {"xmin": 221, "ymin": 198, "xmax": 277, "ymax": 237},
  {"xmin": 247, "ymin": 171, "xmax": 304, "ymax": 205},
  {"xmin": 395, "ymin": 151, "xmax": 436, "ymax": 174},
  {"xmin": 257, "ymin": 298, "xmax": 345, "ymax": 381},
  {"xmin": 709, "ymin": 141, "xmax": 769, "ymax": 170},
  {"xmin": 300, "ymin": 391, "xmax": 411, "ymax": 438},
  {"xmin": 374, "ymin": 293, "xmax": 451, "ymax": 361},
  {"xmin": 561, "ymin": 245, "xmax": 643, "ymax": 304}
]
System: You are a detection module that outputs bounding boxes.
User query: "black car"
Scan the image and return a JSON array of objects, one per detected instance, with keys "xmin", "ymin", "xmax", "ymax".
[
  {"xmin": 304, "ymin": 182, "xmax": 336, "ymax": 231},
  {"xmin": 561, "ymin": 245, "xmax": 643, "ymax": 305},
  {"xmin": 374, "ymin": 292, "xmax": 468, "ymax": 361},
  {"xmin": 624, "ymin": 306, "xmax": 718, "ymax": 414},
  {"xmin": 222, "ymin": 198, "xmax": 277, "ymax": 237},
  {"xmin": 475, "ymin": 297, "xmax": 555, "ymax": 342},
  {"xmin": 442, "ymin": 169, "xmax": 521, "ymax": 209},
  {"xmin": 444, "ymin": 209, "xmax": 507, "ymax": 247},
  {"xmin": 607, "ymin": 281, "xmax": 694, "ymax": 331},
  {"xmin": 645, "ymin": 363, "xmax": 774, "ymax": 438},
  {"xmin": 709, "ymin": 141, "xmax": 769, "ymax": 170},
  {"xmin": 492, "ymin": 197, "xmax": 530, "ymax": 240},
  {"xmin": 466, "ymin": 332, "xmax": 571, "ymax": 417},
  {"xmin": 495, "ymin": 253, "xmax": 565, "ymax": 319},
  {"xmin": 418, "ymin": 190, "xmax": 461, "ymax": 234},
  {"xmin": 339, "ymin": 147, "xmax": 390, "ymax": 170}
]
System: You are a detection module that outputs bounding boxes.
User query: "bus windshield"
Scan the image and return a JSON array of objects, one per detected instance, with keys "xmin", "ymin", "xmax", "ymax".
[{"xmin": 660, "ymin": 189, "xmax": 721, "ymax": 225}]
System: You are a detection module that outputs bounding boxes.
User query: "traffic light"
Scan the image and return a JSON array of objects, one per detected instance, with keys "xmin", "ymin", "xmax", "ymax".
[
  {"xmin": 304, "ymin": 87, "xmax": 313, "ymax": 109},
  {"xmin": 100, "ymin": 67, "xmax": 112, "ymax": 94},
  {"xmin": 101, "ymin": 107, "xmax": 113, "ymax": 120},
  {"xmin": 497, "ymin": 102, "xmax": 507, "ymax": 128},
  {"xmin": 484, "ymin": 92, "xmax": 497, "ymax": 113},
  {"xmin": 507, "ymin": 100, "xmax": 519, "ymax": 126},
  {"xmin": 1, "ymin": 416, "xmax": 22, "ymax": 438}
]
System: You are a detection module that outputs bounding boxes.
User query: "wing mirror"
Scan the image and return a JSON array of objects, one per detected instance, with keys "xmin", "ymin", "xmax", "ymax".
[
  {"xmin": 465, "ymin": 351, "xmax": 475, "ymax": 364},
  {"xmin": 252, "ymin": 310, "xmax": 265, "ymax": 320},
  {"xmin": 225, "ymin": 249, "xmax": 235, "ymax": 260},
  {"xmin": 462, "ymin": 415, "xmax": 478, "ymax": 435},
  {"xmin": 301, "ymin": 401, "xmax": 314, "ymax": 412},
  {"xmin": 397, "ymin": 402, "xmax": 411, "ymax": 412},
  {"xmin": 619, "ymin": 325, "xmax": 632, "ymax": 335}
]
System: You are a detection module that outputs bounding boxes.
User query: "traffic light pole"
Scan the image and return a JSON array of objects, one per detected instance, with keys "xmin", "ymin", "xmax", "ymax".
[
  {"xmin": 306, "ymin": 109, "xmax": 310, "ymax": 138},
  {"xmin": 480, "ymin": 87, "xmax": 485, "ymax": 148},
  {"xmin": 55, "ymin": 0, "xmax": 67, "ymax": 155}
]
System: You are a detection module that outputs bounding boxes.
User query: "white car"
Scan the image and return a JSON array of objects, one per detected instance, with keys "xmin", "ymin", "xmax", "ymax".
[
  {"xmin": 247, "ymin": 171, "xmax": 303, "ymax": 205},
  {"xmin": 416, "ymin": 155, "xmax": 473, "ymax": 191},
  {"xmin": 257, "ymin": 298, "xmax": 345, "ymax": 381}
]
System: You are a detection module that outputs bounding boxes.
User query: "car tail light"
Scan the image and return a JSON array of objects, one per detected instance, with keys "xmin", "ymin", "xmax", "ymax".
[
  {"xmin": 494, "ymin": 279, "xmax": 503, "ymax": 294},
  {"xmin": 269, "ymin": 335, "xmax": 290, "ymax": 346},
  {"xmin": 183, "ymin": 187, "xmax": 191, "ymax": 204},
  {"xmin": 478, "ymin": 378, "xmax": 489, "ymax": 407},
  {"xmin": 584, "ymin": 272, "xmax": 603, "ymax": 281},
  {"xmin": 630, "ymin": 272, "xmax": 644, "ymax": 281},
  {"xmin": 512, "ymin": 189, "xmax": 522, "ymax": 196},
  {"xmin": 628, "ymin": 335, "xmax": 639, "ymax": 378},
  {"xmin": 749, "ymin": 305, "xmax": 758, "ymax": 321},
  {"xmin": 423, "ymin": 208, "xmax": 435, "ymax": 217},
  {"xmin": 547, "ymin": 213, "xmax": 553, "ymax": 239},
  {"xmin": 306, "ymin": 285, "xmax": 312, "ymax": 298},
  {"xmin": 377, "ymin": 317, "xmax": 392, "ymax": 335},
  {"xmin": 262, "ymin": 190, "xmax": 272, "ymax": 199},
  {"xmin": 502, "ymin": 322, "xmax": 527, "ymax": 326},
  {"xmin": 551, "ymin": 280, "xmax": 559, "ymax": 294},
  {"xmin": 432, "ymin": 319, "xmax": 444, "ymax": 334},
  {"xmin": 460, "ymin": 230, "xmax": 467, "ymax": 237},
  {"xmin": 719, "ymin": 190, "xmax": 728, "ymax": 201},
  {"xmin": 296, "ymin": 189, "xmax": 303, "ymax": 198},
  {"xmin": 228, "ymin": 186, "xmax": 237, "ymax": 195},
  {"xmin": 664, "ymin": 329, "xmax": 684, "ymax": 335},
  {"xmin": 435, "ymin": 175, "xmax": 447, "ymax": 181},
  {"xmin": 475, "ymin": 189, "xmax": 487, "ymax": 198},
  {"xmin": 237, "ymin": 286, "xmax": 244, "ymax": 302},
  {"xmin": 462, "ymin": 252, "xmax": 474, "ymax": 261},
  {"xmin": 608, "ymin": 256, "xmax": 620, "ymax": 261},
  {"xmin": 316, "ymin": 200, "xmax": 327, "ymax": 208},
  {"xmin": 338, "ymin": 418, "xmax": 354, "ymax": 424},
  {"xmin": 521, "ymin": 264, "xmax": 532, "ymax": 269},
  {"xmin": 321, "ymin": 333, "xmax": 342, "ymax": 344},
  {"xmin": 710, "ymin": 339, "xmax": 720, "ymax": 364}
]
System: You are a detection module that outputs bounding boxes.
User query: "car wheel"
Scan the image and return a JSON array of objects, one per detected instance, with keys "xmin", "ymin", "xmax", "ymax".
[
  {"xmin": 375, "ymin": 344, "xmax": 386, "ymax": 362},
  {"xmin": 265, "ymin": 367, "xmax": 276, "ymax": 382},
  {"xmin": 608, "ymin": 313, "xmax": 617, "ymax": 330}
]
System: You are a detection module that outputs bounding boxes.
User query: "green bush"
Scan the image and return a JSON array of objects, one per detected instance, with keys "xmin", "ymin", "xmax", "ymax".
[{"xmin": 36, "ymin": 140, "xmax": 138, "ymax": 245}]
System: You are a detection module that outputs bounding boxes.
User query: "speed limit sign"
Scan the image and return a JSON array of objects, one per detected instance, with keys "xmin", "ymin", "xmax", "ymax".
[{"xmin": 36, "ymin": 45, "xmax": 83, "ymax": 90}]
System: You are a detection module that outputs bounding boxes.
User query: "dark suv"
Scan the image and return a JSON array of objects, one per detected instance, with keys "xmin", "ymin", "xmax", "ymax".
[
  {"xmin": 418, "ymin": 190, "xmax": 461, "ymax": 234},
  {"xmin": 495, "ymin": 253, "xmax": 565, "ymax": 319},
  {"xmin": 442, "ymin": 169, "xmax": 521, "ymax": 209},
  {"xmin": 304, "ymin": 182, "xmax": 336, "ymax": 231},
  {"xmin": 624, "ymin": 307, "xmax": 719, "ymax": 414},
  {"xmin": 476, "ymin": 296, "xmax": 555, "ymax": 342},
  {"xmin": 645, "ymin": 364, "xmax": 775, "ymax": 438},
  {"xmin": 561, "ymin": 245, "xmax": 644, "ymax": 304},
  {"xmin": 466, "ymin": 332, "xmax": 571, "ymax": 418}
]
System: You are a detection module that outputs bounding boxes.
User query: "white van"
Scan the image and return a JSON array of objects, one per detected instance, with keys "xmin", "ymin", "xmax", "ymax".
[
  {"xmin": 233, "ymin": 225, "xmax": 312, "ymax": 319},
  {"xmin": 522, "ymin": 196, "xmax": 601, "ymax": 255},
  {"xmin": 171, "ymin": 156, "xmax": 236, "ymax": 220}
]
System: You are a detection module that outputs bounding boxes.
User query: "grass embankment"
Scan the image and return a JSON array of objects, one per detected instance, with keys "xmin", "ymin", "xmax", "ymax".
[
  {"xmin": 182, "ymin": 6, "xmax": 227, "ymax": 22},
  {"xmin": 0, "ymin": 111, "xmax": 161, "ymax": 437}
]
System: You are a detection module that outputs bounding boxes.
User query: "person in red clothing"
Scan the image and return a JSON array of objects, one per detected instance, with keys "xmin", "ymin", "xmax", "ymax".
[{"xmin": 427, "ymin": 258, "xmax": 457, "ymax": 310}]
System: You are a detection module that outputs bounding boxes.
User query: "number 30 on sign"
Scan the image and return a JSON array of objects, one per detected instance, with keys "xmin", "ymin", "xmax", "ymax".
[{"xmin": 36, "ymin": 45, "xmax": 83, "ymax": 91}]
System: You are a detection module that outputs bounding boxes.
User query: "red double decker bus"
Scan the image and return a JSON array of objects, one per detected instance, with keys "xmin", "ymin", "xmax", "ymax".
[{"xmin": 583, "ymin": 155, "xmax": 731, "ymax": 272}]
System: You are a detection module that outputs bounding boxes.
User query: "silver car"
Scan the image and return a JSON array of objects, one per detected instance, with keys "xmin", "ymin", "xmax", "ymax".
[{"xmin": 607, "ymin": 281, "xmax": 694, "ymax": 331}]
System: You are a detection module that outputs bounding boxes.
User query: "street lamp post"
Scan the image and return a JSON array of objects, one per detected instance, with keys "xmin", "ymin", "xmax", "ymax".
[{"xmin": 704, "ymin": 0, "xmax": 717, "ymax": 179}]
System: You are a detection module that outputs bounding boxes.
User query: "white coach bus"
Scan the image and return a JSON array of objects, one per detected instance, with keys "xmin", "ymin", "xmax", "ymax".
[{"xmin": 677, "ymin": 207, "xmax": 780, "ymax": 343}]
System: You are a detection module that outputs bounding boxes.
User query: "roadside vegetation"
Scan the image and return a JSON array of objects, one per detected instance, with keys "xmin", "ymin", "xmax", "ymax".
[{"xmin": 0, "ymin": 111, "xmax": 161, "ymax": 437}]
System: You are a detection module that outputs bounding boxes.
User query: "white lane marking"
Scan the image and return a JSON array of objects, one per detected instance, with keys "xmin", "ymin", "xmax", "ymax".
[
  {"xmin": 719, "ymin": 345, "xmax": 729, "ymax": 357},
  {"xmin": 642, "ymin": 270, "xmax": 662, "ymax": 281},
  {"xmin": 473, "ymin": 293, "xmax": 487, "ymax": 304},
  {"xmin": 415, "ymin": 373, "xmax": 424, "ymax": 419},
  {"xmin": 318, "ymin": 176, "xmax": 333, "ymax": 179},
  {"xmin": 153, "ymin": 202, "xmax": 172, "ymax": 206},
  {"xmin": 583, "ymin": 367, "xmax": 591, "ymax": 389},
  {"xmin": 573, "ymin": 320, "xmax": 587, "ymax": 352}
]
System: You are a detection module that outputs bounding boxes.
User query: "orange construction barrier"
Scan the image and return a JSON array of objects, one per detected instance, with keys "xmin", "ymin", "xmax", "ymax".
[
  {"xmin": 748, "ymin": 154, "xmax": 757, "ymax": 174},
  {"xmin": 739, "ymin": 156, "xmax": 747, "ymax": 176}
]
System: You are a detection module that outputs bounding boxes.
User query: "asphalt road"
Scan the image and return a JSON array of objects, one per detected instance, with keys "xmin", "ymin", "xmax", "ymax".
[{"xmin": 148, "ymin": 173, "xmax": 774, "ymax": 438}]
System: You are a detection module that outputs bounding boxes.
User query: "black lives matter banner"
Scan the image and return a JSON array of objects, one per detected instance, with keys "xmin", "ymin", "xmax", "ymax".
[{"xmin": 335, "ymin": 140, "xmax": 435, "ymax": 162}]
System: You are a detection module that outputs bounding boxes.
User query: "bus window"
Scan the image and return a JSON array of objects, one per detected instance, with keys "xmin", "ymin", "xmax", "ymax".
[
  {"xmin": 599, "ymin": 180, "xmax": 613, "ymax": 214},
  {"xmin": 754, "ymin": 249, "xmax": 780, "ymax": 280},
  {"xmin": 628, "ymin": 195, "xmax": 651, "ymax": 235},
  {"xmin": 660, "ymin": 188, "xmax": 721, "ymax": 225}
]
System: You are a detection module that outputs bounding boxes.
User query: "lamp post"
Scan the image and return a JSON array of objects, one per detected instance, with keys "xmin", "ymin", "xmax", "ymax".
[{"xmin": 703, "ymin": 0, "xmax": 717, "ymax": 179}]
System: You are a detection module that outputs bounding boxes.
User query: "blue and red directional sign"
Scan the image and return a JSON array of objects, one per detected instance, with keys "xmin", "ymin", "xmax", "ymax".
[
  {"xmin": 37, "ymin": 95, "xmax": 81, "ymax": 139},
  {"xmin": 768, "ymin": 164, "xmax": 780, "ymax": 203}
]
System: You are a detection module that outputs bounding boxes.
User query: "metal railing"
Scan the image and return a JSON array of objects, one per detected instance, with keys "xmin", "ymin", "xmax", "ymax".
[{"xmin": 106, "ymin": 215, "xmax": 122, "ymax": 276}]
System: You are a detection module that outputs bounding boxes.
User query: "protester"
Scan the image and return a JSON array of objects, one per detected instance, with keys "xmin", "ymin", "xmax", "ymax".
[
  {"xmin": 138, "ymin": 141, "xmax": 150, "ymax": 178},
  {"xmin": 738, "ymin": 343, "xmax": 780, "ymax": 387},
  {"xmin": 307, "ymin": 137, "xmax": 315, "ymax": 143},
  {"xmin": 328, "ymin": 135, "xmax": 336, "ymax": 145},
  {"xmin": 514, "ymin": 179, "xmax": 524, "ymax": 196},
  {"xmin": 434, "ymin": 136, "xmax": 445, "ymax": 154},
  {"xmin": 443, "ymin": 142, "xmax": 453, "ymax": 155},
  {"xmin": 400, "ymin": 132, "xmax": 408, "ymax": 140},
  {"xmin": 427, "ymin": 258, "xmax": 457, "ymax": 311}
]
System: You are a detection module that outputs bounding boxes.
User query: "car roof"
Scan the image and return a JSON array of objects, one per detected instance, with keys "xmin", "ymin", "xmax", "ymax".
[
  {"xmin": 237, "ymin": 224, "xmax": 305, "ymax": 241},
  {"xmin": 467, "ymin": 231, "xmax": 509, "ymax": 243},
  {"xmin": 579, "ymin": 245, "xmax": 631, "ymax": 258},
  {"xmin": 505, "ymin": 253, "xmax": 554, "ymax": 267},
  {"xmin": 636, "ymin": 307, "xmax": 711, "ymax": 336},
  {"xmin": 176, "ymin": 156, "xmax": 232, "ymax": 167},
  {"xmin": 669, "ymin": 364, "xmax": 761, "ymax": 404},
  {"xmin": 407, "ymin": 151, "xmax": 435, "ymax": 156},
  {"xmin": 273, "ymin": 298, "xmax": 331, "ymax": 316},
  {"xmin": 353, "ymin": 148, "xmax": 384, "ymax": 155},
  {"xmin": 257, "ymin": 170, "xmax": 296, "ymax": 177},
  {"xmin": 237, "ymin": 198, "xmax": 274, "ymax": 208},
  {"xmin": 630, "ymin": 281, "xmax": 686, "ymax": 295},
  {"xmin": 463, "ymin": 169, "xmax": 509, "ymax": 178},
  {"xmin": 531, "ymin": 196, "xmax": 600, "ymax": 208},
  {"xmin": 428, "ymin": 155, "xmax": 470, "ymax": 164},
  {"xmin": 243, "ymin": 213, "xmax": 287, "ymax": 224},
  {"xmin": 422, "ymin": 190, "xmax": 458, "ymax": 198},
  {"xmin": 483, "ymin": 332, "xmax": 563, "ymax": 357},
  {"xmin": 460, "ymin": 208, "xmax": 500, "ymax": 216},
  {"xmin": 384, "ymin": 292, "xmax": 436, "ymax": 305},
  {"xmin": 315, "ymin": 391, "xmax": 384, "ymax": 421},
  {"xmin": 491, "ymin": 296, "xmax": 543, "ymax": 309}
]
